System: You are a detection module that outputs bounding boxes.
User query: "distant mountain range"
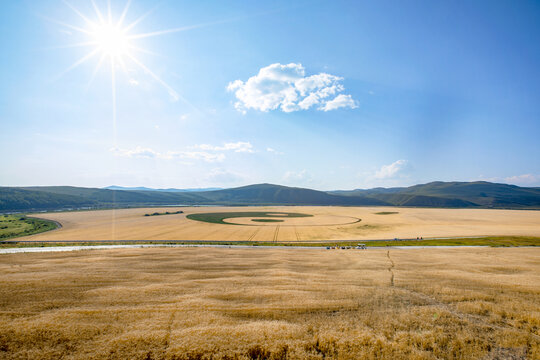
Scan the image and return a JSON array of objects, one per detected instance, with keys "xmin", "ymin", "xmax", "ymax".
[
  {"xmin": 1, "ymin": 181, "xmax": 540, "ymax": 212},
  {"xmin": 328, "ymin": 181, "xmax": 540, "ymax": 208}
]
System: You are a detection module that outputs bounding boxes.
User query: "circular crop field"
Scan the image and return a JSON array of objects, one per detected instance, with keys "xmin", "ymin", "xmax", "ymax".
[
  {"xmin": 186, "ymin": 212, "xmax": 312, "ymax": 225},
  {"xmin": 186, "ymin": 211, "xmax": 361, "ymax": 226}
]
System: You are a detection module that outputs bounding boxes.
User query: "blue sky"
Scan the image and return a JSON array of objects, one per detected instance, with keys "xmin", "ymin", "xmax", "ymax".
[{"xmin": 1, "ymin": 0, "xmax": 539, "ymax": 190}]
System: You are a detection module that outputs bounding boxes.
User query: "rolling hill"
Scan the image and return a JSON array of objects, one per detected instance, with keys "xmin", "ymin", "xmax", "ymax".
[
  {"xmin": 19, "ymin": 186, "xmax": 208, "ymax": 206},
  {"xmin": 0, "ymin": 187, "xmax": 97, "ymax": 212},
  {"xmin": 1, "ymin": 181, "xmax": 539, "ymax": 212},
  {"xmin": 330, "ymin": 181, "xmax": 540, "ymax": 208},
  {"xmin": 196, "ymin": 184, "xmax": 389, "ymax": 206}
]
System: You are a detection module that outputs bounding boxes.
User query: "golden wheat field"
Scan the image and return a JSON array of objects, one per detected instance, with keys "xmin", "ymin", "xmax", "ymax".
[
  {"xmin": 0, "ymin": 247, "xmax": 538, "ymax": 359},
  {"xmin": 19, "ymin": 206, "xmax": 540, "ymax": 241}
]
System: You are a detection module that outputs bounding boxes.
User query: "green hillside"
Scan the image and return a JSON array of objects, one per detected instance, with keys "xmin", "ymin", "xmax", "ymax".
[
  {"xmin": 331, "ymin": 181, "xmax": 540, "ymax": 208},
  {"xmin": 197, "ymin": 184, "xmax": 389, "ymax": 206},
  {"xmin": 22, "ymin": 186, "xmax": 208, "ymax": 205},
  {"xmin": 398, "ymin": 181, "xmax": 540, "ymax": 207},
  {"xmin": 0, "ymin": 188, "xmax": 97, "ymax": 211},
  {"xmin": 1, "ymin": 181, "xmax": 540, "ymax": 212},
  {"xmin": 369, "ymin": 193, "xmax": 478, "ymax": 207}
]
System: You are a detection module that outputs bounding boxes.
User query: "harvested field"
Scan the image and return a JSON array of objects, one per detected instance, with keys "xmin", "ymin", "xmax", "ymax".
[
  {"xmin": 0, "ymin": 247, "xmax": 538, "ymax": 359},
  {"xmin": 17, "ymin": 206, "xmax": 540, "ymax": 241}
]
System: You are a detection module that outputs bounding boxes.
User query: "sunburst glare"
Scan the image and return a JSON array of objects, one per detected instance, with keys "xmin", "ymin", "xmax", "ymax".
[{"xmin": 50, "ymin": 0, "xmax": 193, "ymax": 144}]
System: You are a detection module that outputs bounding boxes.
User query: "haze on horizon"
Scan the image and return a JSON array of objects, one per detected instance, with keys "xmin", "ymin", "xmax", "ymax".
[{"xmin": 1, "ymin": 0, "xmax": 539, "ymax": 190}]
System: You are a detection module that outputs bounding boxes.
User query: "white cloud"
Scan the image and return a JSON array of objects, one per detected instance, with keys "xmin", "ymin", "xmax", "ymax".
[
  {"xmin": 266, "ymin": 147, "xmax": 284, "ymax": 155},
  {"xmin": 195, "ymin": 141, "xmax": 253, "ymax": 153},
  {"xmin": 166, "ymin": 151, "xmax": 225, "ymax": 162},
  {"xmin": 111, "ymin": 146, "xmax": 158, "ymax": 159},
  {"xmin": 129, "ymin": 79, "xmax": 139, "ymax": 86},
  {"xmin": 227, "ymin": 63, "xmax": 357, "ymax": 113},
  {"xmin": 474, "ymin": 174, "xmax": 540, "ymax": 186},
  {"xmin": 111, "ymin": 147, "xmax": 225, "ymax": 163},
  {"xmin": 504, "ymin": 174, "xmax": 540, "ymax": 186},
  {"xmin": 111, "ymin": 141, "xmax": 255, "ymax": 163},
  {"xmin": 320, "ymin": 94, "xmax": 358, "ymax": 111},
  {"xmin": 374, "ymin": 160, "xmax": 409, "ymax": 179}
]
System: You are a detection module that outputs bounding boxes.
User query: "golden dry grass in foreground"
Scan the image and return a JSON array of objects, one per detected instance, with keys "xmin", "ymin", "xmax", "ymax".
[
  {"xmin": 19, "ymin": 206, "xmax": 540, "ymax": 241},
  {"xmin": 0, "ymin": 247, "xmax": 539, "ymax": 359}
]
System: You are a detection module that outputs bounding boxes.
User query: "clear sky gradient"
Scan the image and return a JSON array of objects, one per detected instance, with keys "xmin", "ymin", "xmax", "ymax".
[{"xmin": 1, "ymin": 0, "xmax": 539, "ymax": 190}]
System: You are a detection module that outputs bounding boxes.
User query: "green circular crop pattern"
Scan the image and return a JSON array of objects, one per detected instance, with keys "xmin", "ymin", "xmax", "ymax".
[
  {"xmin": 186, "ymin": 212, "xmax": 312, "ymax": 225},
  {"xmin": 251, "ymin": 219, "xmax": 284, "ymax": 223}
]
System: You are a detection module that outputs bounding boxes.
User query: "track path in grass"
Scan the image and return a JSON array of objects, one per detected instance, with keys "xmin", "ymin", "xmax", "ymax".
[
  {"xmin": 386, "ymin": 250, "xmax": 395, "ymax": 286},
  {"xmin": 386, "ymin": 251, "xmax": 540, "ymax": 343}
]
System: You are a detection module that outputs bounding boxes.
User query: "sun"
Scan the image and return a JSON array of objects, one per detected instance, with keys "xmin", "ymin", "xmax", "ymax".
[
  {"xmin": 53, "ymin": 0, "xmax": 186, "ymax": 100},
  {"xmin": 91, "ymin": 23, "xmax": 131, "ymax": 59},
  {"xmin": 51, "ymin": 0, "xmax": 199, "ymax": 145},
  {"xmin": 53, "ymin": 0, "xmax": 230, "ymax": 111}
]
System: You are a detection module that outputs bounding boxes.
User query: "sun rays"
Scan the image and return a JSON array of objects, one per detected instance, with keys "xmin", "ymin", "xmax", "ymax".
[{"xmin": 49, "ymin": 0, "xmax": 191, "ymax": 144}]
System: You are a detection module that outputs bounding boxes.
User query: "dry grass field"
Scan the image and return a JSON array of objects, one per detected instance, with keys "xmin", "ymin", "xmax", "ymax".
[
  {"xmin": 18, "ymin": 206, "xmax": 540, "ymax": 241},
  {"xmin": 0, "ymin": 247, "xmax": 538, "ymax": 359}
]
